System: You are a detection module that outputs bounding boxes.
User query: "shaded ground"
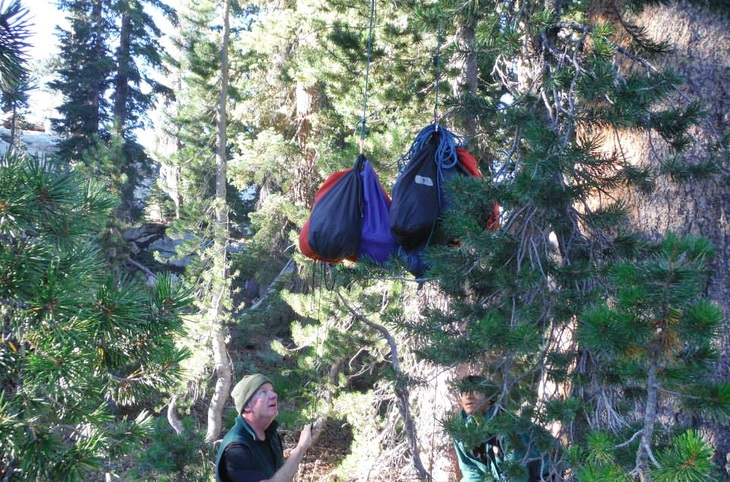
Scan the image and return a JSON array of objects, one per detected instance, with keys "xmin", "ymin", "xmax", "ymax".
[{"xmin": 291, "ymin": 418, "xmax": 354, "ymax": 482}]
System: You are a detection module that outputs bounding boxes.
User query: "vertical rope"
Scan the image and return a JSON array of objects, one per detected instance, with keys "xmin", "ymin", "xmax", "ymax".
[
  {"xmin": 433, "ymin": 20, "xmax": 443, "ymax": 127},
  {"xmin": 358, "ymin": 0, "xmax": 376, "ymax": 154}
]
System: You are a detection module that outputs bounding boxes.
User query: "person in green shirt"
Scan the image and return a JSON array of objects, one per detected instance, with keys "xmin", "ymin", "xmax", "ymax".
[
  {"xmin": 452, "ymin": 375, "xmax": 557, "ymax": 482},
  {"xmin": 215, "ymin": 374, "xmax": 323, "ymax": 482}
]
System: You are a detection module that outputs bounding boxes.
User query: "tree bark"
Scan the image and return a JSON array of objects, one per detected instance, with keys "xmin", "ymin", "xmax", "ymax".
[
  {"xmin": 452, "ymin": 17, "xmax": 478, "ymax": 139},
  {"xmin": 291, "ymin": 80, "xmax": 322, "ymax": 207},
  {"xmin": 90, "ymin": 0, "xmax": 105, "ymax": 136},
  {"xmin": 113, "ymin": 3, "xmax": 131, "ymax": 135},
  {"xmin": 590, "ymin": 1, "xmax": 730, "ymax": 474},
  {"xmin": 167, "ymin": 394, "xmax": 184, "ymax": 435},
  {"xmin": 637, "ymin": 363, "xmax": 658, "ymax": 482},
  {"xmin": 205, "ymin": 0, "xmax": 233, "ymax": 444}
]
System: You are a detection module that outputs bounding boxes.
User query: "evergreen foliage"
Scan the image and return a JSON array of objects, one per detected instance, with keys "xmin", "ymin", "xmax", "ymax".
[
  {"xmin": 132, "ymin": 416, "xmax": 211, "ymax": 481},
  {"xmin": 232, "ymin": 0, "xmax": 729, "ymax": 479},
  {"xmin": 50, "ymin": 0, "xmax": 174, "ymax": 221},
  {"xmin": 50, "ymin": 0, "xmax": 115, "ymax": 160},
  {"xmin": 10, "ymin": 0, "xmax": 729, "ymax": 479},
  {"xmin": 0, "ymin": 0, "xmax": 31, "ymax": 90},
  {"xmin": 0, "ymin": 153, "xmax": 192, "ymax": 480}
]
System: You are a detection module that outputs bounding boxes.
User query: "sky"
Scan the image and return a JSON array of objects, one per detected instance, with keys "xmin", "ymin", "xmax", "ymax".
[
  {"xmin": 26, "ymin": 0, "xmax": 61, "ymax": 61},
  {"xmin": 24, "ymin": 0, "xmax": 62, "ymax": 128}
]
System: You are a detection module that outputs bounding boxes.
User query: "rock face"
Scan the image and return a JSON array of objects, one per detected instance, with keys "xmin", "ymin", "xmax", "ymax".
[
  {"xmin": 0, "ymin": 127, "xmax": 58, "ymax": 158},
  {"xmin": 122, "ymin": 223, "xmax": 193, "ymax": 272}
]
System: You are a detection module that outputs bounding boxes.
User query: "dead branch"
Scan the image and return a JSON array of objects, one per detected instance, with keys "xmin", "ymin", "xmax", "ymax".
[{"xmin": 336, "ymin": 290, "xmax": 433, "ymax": 482}]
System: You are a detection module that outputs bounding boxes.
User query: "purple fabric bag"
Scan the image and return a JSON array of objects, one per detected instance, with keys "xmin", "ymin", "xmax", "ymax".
[{"xmin": 359, "ymin": 160, "xmax": 398, "ymax": 263}]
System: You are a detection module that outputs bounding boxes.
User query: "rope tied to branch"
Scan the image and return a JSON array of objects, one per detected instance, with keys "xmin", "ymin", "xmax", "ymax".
[{"xmin": 357, "ymin": 0, "xmax": 376, "ymax": 154}]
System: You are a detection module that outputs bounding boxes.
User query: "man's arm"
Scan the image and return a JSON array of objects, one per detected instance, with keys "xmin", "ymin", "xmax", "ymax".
[{"xmin": 263, "ymin": 419, "xmax": 323, "ymax": 482}]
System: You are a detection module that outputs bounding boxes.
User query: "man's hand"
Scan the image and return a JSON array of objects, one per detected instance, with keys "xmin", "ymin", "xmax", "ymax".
[
  {"xmin": 310, "ymin": 417, "xmax": 324, "ymax": 443},
  {"xmin": 296, "ymin": 417, "xmax": 324, "ymax": 452}
]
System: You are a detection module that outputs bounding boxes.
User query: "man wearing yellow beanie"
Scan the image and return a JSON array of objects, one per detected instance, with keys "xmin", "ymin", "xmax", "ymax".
[{"xmin": 215, "ymin": 374, "xmax": 322, "ymax": 482}]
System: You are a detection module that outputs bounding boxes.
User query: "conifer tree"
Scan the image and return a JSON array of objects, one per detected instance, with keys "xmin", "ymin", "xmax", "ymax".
[
  {"xmin": 0, "ymin": 153, "xmax": 192, "ymax": 481},
  {"xmin": 51, "ymin": 0, "xmax": 114, "ymax": 161},
  {"xmin": 0, "ymin": 72, "xmax": 33, "ymax": 148},
  {"xmin": 238, "ymin": 0, "xmax": 729, "ymax": 479},
  {"xmin": 204, "ymin": 0, "xmax": 233, "ymax": 443},
  {"xmin": 0, "ymin": 0, "xmax": 33, "ymax": 150},
  {"xmin": 0, "ymin": 0, "xmax": 31, "ymax": 90},
  {"xmin": 110, "ymin": 0, "xmax": 176, "ymax": 220},
  {"xmin": 224, "ymin": 1, "xmax": 456, "ymax": 477},
  {"xmin": 388, "ymin": 0, "xmax": 730, "ymax": 480},
  {"xmin": 51, "ymin": 0, "xmax": 174, "ymax": 221},
  {"xmin": 153, "ymin": 0, "xmax": 248, "ymax": 442}
]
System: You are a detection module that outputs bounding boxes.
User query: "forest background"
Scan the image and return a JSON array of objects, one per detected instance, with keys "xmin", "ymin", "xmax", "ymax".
[{"xmin": 1, "ymin": 0, "xmax": 729, "ymax": 481}]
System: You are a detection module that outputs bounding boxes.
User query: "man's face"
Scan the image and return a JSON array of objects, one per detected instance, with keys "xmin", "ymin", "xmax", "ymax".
[
  {"xmin": 459, "ymin": 390, "xmax": 491, "ymax": 415},
  {"xmin": 245, "ymin": 383, "xmax": 279, "ymax": 420}
]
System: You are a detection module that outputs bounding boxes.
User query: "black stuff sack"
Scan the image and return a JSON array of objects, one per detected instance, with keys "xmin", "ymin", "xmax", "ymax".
[
  {"xmin": 390, "ymin": 124, "xmax": 467, "ymax": 252},
  {"xmin": 305, "ymin": 155, "xmax": 364, "ymax": 261}
]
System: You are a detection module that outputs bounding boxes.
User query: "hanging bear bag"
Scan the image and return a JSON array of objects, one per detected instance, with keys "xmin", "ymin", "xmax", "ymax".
[
  {"xmin": 359, "ymin": 160, "xmax": 398, "ymax": 263},
  {"xmin": 299, "ymin": 155, "xmax": 397, "ymax": 263},
  {"xmin": 299, "ymin": 155, "xmax": 365, "ymax": 262},
  {"xmin": 389, "ymin": 124, "xmax": 464, "ymax": 252}
]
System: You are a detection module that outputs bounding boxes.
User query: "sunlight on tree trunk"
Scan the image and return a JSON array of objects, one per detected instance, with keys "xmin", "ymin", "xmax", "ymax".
[
  {"xmin": 452, "ymin": 17, "xmax": 477, "ymax": 139},
  {"xmin": 292, "ymin": 80, "xmax": 322, "ymax": 207},
  {"xmin": 589, "ymin": 1, "xmax": 730, "ymax": 474},
  {"xmin": 205, "ymin": 0, "xmax": 232, "ymax": 444}
]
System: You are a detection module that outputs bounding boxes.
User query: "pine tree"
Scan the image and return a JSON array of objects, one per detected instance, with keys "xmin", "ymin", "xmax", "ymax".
[
  {"xmin": 0, "ymin": 72, "xmax": 33, "ymax": 148},
  {"xmin": 584, "ymin": 1, "xmax": 730, "ymax": 474},
  {"xmin": 50, "ymin": 0, "xmax": 114, "ymax": 162},
  {"xmin": 0, "ymin": 0, "xmax": 32, "ymax": 150},
  {"xmin": 152, "ymin": 0, "xmax": 249, "ymax": 443},
  {"xmin": 389, "ymin": 0, "xmax": 730, "ymax": 480},
  {"xmin": 0, "ymin": 0, "xmax": 31, "ymax": 90},
  {"xmin": 109, "ymin": 0, "xmax": 176, "ymax": 220},
  {"xmin": 0, "ymin": 153, "xmax": 192, "ymax": 481},
  {"xmin": 204, "ymin": 0, "xmax": 233, "ymax": 443},
  {"xmin": 51, "ymin": 0, "xmax": 174, "ymax": 221}
]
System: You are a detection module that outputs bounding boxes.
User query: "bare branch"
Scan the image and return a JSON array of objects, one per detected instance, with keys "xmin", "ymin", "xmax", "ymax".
[
  {"xmin": 615, "ymin": 429, "xmax": 643, "ymax": 449},
  {"xmin": 336, "ymin": 290, "xmax": 432, "ymax": 482}
]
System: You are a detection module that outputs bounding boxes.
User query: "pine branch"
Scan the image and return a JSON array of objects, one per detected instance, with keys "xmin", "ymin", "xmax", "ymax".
[
  {"xmin": 336, "ymin": 290, "xmax": 433, "ymax": 482},
  {"xmin": 247, "ymin": 259, "xmax": 294, "ymax": 311}
]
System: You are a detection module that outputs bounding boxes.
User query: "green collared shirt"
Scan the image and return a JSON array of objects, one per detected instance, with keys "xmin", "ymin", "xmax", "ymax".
[{"xmin": 453, "ymin": 408, "xmax": 553, "ymax": 482}]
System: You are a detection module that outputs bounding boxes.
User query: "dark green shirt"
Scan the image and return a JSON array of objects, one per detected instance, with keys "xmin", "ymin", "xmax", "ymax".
[{"xmin": 215, "ymin": 415, "xmax": 284, "ymax": 482}]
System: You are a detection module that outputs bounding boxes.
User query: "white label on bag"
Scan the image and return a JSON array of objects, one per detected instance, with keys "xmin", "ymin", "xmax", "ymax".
[{"xmin": 415, "ymin": 175, "xmax": 434, "ymax": 187}]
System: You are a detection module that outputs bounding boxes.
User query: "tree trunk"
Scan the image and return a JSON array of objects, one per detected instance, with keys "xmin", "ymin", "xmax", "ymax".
[
  {"xmin": 291, "ymin": 80, "xmax": 322, "ymax": 207},
  {"xmin": 167, "ymin": 394, "xmax": 184, "ymax": 435},
  {"xmin": 637, "ymin": 363, "xmax": 659, "ymax": 482},
  {"xmin": 90, "ymin": 0, "xmax": 105, "ymax": 136},
  {"xmin": 114, "ymin": 2, "xmax": 134, "ymax": 220},
  {"xmin": 204, "ymin": 0, "xmax": 233, "ymax": 444},
  {"xmin": 452, "ymin": 18, "xmax": 478, "ymax": 139},
  {"xmin": 590, "ymin": 1, "xmax": 730, "ymax": 474},
  {"xmin": 9, "ymin": 104, "xmax": 16, "ymax": 149},
  {"xmin": 113, "ymin": 4, "xmax": 131, "ymax": 135}
]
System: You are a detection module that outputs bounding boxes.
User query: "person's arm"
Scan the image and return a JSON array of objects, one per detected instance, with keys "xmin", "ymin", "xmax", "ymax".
[{"xmin": 263, "ymin": 419, "xmax": 323, "ymax": 482}]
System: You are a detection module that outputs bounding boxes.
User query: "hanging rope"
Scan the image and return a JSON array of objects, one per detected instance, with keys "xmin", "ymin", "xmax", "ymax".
[
  {"xmin": 398, "ymin": 123, "xmax": 464, "ymax": 172},
  {"xmin": 433, "ymin": 20, "xmax": 443, "ymax": 127},
  {"xmin": 357, "ymin": 0, "xmax": 376, "ymax": 155}
]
